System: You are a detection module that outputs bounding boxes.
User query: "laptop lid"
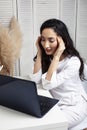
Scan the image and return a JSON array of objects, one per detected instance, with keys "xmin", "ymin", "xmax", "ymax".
[
  {"xmin": 0, "ymin": 75, "xmax": 58, "ymax": 117},
  {"xmin": 0, "ymin": 74, "xmax": 17, "ymax": 86}
]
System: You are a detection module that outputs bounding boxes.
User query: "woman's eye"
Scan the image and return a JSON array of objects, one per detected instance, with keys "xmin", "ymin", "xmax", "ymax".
[
  {"xmin": 41, "ymin": 37, "xmax": 55, "ymax": 43},
  {"xmin": 49, "ymin": 38, "xmax": 55, "ymax": 43},
  {"xmin": 50, "ymin": 40, "xmax": 54, "ymax": 43}
]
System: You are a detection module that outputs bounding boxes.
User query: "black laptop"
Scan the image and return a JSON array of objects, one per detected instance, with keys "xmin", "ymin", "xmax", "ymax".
[{"xmin": 0, "ymin": 75, "xmax": 58, "ymax": 118}]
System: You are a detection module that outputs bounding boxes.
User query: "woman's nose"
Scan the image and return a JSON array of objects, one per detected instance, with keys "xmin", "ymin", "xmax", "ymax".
[{"xmin": 44, "ymin": 41, "xmax": 50, "ymax": 48}]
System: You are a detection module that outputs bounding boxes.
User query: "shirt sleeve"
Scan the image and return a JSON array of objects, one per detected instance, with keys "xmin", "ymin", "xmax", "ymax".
[
  {"xmin": 42, "ymin": 57, "xmax": 81, "ymax": 90},
  {"xmin": 29, "ymin": 69, "xmax": 42, "ymax": 84}
]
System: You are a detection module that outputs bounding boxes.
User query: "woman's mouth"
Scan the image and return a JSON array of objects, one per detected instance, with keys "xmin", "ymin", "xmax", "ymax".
[{"xmin": 45, "ymin": 47, "xmax": 52, "ymax": 54}]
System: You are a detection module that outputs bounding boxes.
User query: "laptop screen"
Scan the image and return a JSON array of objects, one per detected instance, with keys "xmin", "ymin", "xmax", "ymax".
[{"xmin": 0, "ymin": 75, "xmax": 58, "ymax": 117}]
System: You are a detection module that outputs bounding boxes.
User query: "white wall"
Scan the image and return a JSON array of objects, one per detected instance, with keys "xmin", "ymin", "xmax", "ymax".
[{"xmin": 0, "ymin": 0, "xmax": 87, "ymax": 77}]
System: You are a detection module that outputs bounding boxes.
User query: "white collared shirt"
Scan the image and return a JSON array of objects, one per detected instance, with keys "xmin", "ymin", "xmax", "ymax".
[{"xmin": 30, "ymin": 56, "xmax": 87, "ymax": 106}]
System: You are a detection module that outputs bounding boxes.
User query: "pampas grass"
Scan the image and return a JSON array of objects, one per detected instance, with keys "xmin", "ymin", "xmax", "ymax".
[
  {"xmin": 9, "ymin": 16, "xmax": 22, "ymax": 60},
  {"xmin": 0, "ymin": 16, "xmax": 22, "ymax": 76}
]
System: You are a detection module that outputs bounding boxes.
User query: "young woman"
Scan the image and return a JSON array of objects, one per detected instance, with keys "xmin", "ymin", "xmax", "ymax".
[{"xmin": 30, "ymin": 19, "xmax": 87, "ymax": 129}]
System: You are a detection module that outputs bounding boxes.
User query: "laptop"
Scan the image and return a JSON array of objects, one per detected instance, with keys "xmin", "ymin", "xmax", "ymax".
[{"xmin": 0, "ymin": 75, "xmax": 58, "ymax": 118}]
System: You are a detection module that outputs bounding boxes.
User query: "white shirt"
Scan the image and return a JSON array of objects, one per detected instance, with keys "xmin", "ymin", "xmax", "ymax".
[{"xmin": 30, "ymin": 56, "xmax": 87, "ymax": 106}]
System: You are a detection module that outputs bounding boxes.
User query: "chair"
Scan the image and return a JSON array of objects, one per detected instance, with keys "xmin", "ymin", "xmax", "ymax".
[{"xmin": 70, "ymin": 64, "xmax": 87, "ymax": 130}]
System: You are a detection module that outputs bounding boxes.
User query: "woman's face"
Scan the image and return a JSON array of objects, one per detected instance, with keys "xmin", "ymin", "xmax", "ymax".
[{"xmin": 41, "ymin": 28, "xmax": 58, "ymax": 55}]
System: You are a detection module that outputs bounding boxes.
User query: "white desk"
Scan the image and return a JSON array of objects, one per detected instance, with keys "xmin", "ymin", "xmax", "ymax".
[{"xmin": 0, "ymin": 87, "xmax": 68, "ymax": 130}]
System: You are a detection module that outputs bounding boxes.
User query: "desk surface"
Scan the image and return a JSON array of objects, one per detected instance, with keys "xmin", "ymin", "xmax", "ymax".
[{"xmin": 0, "ymin": 87, "xmax": 68, "ymax": 130}]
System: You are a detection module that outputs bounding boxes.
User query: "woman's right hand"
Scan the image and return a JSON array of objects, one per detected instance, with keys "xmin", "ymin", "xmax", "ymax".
[
  {"xmin": 33, "ymin": 37, "xmax": 42, "ymax": 74},
  {"xmin": 36, "ymin": 36, "xmax": 42, "ymax": 55}
]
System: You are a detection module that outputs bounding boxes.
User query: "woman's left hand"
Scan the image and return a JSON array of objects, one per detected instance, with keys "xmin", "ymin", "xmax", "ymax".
[{"xmin": 54, "ymin": 36, "xmax": 65, "ymax": 57}]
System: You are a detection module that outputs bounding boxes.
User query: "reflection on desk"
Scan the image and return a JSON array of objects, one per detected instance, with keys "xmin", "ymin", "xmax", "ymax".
[{"xmin": 0, "ymin": 87, "xmax": 68, "ymax": 130}]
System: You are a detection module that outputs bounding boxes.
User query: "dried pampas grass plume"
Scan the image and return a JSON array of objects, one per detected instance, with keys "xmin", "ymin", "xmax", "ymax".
[
  {"xmin": 9, "ymin": 16, "xmax": 22, "ymax": 59},
  {"xmin": 0, "ymin": 23, "xmax": 15, "ymax": 75},
  {"xmin": 0, "ymin": 16, "xmax": 22, "ymax": 76}
]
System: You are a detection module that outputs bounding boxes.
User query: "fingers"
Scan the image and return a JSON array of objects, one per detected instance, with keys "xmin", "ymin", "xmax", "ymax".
[
  {"xmin": 36, "ymin": 36, "xmax": 42, "ymax": 55},
  {"xmin": 57, "ymin": 36, "xmax": 63, "ymax": 45},
  {"xmin": 37, "ymin": 36, "xmax": 41, "ymax": 43},
  {"xmin": 57, "ymin": 36, "xmax": 65, "ymax": 50},
  {"xmin": 36, "ymin": 36, "xmax": 40, "ymax": 44},
  {"xmin": 36, "ymin": 36, "xmax": 41, "ymax": 47},
  {"xmin": 57, "ymin": 36, "xmax": 61, "ymax": 44}
]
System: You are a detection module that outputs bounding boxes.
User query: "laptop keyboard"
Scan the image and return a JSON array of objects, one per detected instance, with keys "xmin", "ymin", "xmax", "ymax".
[
  {"xmin": 38, "ymin": 95, "xmax": 58, "ymax": 116},
  {"xmin": 40, "ymin": 100, "xmax": 50, "ymax": 114}
]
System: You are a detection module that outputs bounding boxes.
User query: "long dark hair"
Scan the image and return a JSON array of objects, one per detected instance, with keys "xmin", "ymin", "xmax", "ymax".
[{"xmin": 34, "ymin": 19, "xmax": 85, "ymax": 80}]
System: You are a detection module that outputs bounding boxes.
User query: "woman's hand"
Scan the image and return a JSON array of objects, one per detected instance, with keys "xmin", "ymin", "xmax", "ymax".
[
  {"xmin": 33, "ymin": 36, "xmax": 42, "ymax": 74},
  {"xmin": 46, "ymin": 36, "xmax": 65, "ymax": 81},
  {"xmin": 54, "ymin": 36, "xmax": 65, "ymax": 58},
  {"xmin": 36, "ymin": 36, "xmax": 42, "ymax": 56}
]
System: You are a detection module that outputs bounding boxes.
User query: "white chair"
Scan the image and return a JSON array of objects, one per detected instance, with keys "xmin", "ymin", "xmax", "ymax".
[{"xmin": 70, "ymin": 64, "xmax": 87, "ymax": 130}]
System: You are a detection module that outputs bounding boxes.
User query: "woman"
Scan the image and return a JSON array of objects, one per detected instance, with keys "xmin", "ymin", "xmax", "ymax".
[{"xmin": 31, "ymin": 19, "xmax": 87, "ymax": 129}]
